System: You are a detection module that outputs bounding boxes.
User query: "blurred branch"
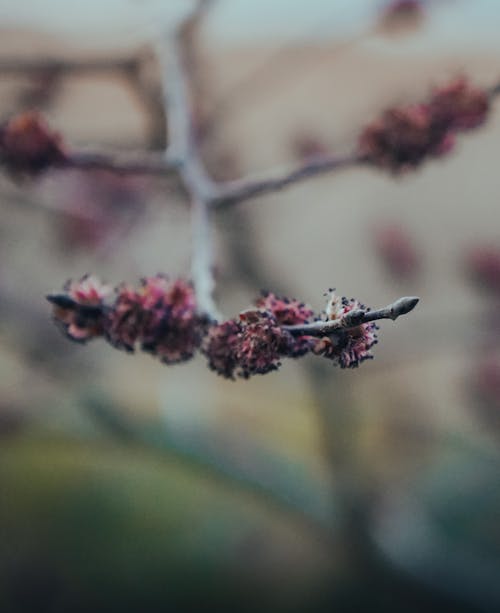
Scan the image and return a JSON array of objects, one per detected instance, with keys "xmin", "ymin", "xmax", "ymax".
[
  {"xmin": 0, "ymin": 56, "xmax": 138, "ymax": 76},
  {"xmin": 63, "ymin": 148, "xmax": 175, "ymax": 176},
  {"xmin": 214, "ymin": 154, "xmax": 365, "ymax": 207},
  {"xmin": 156, "ymin": 2, "xmax": 220, "ymax": 320}
]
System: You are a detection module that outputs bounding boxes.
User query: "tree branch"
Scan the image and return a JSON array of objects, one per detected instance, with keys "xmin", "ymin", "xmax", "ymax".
[
  {"xmin": 284, "ymin": 296, "xmax": 419, "ymax": 337},
  {"xmin": 64, "ymin": 148, "xmax": 175, "ymax": 176},
  {"xmin": 157, "ymin": 3, "xmax": 220, "ymax": 320},
  {"xmin": 0, "ymin": 56, "xmax": 138, "ymax": 76},
  {"xmin": 213, "ymin": 154, "xmax": 365, "ymax": 208}
]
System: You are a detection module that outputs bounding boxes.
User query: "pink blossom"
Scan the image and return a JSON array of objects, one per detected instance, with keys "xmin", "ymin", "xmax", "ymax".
[
  {"xmin": 313, "ymin": 293, "xmax": 379, "ymax": 369},
  {"xmin": 358, "ymin": 103, "xmax": 450, "ymax": 172},
  {"xmin": 429, "ymin": 77, "xmax": 490, "ymax": 132}
]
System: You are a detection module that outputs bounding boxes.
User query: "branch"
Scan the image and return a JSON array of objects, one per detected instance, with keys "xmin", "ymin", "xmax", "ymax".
[
  {"xmin": 213, "ymin": 154, "xmax": 365, "ymax": 208},
  {"xmin": 284, "ymin": 296, "xmax": 419, "ymax": 337},
  {"xmin": 155, "ymin": 2, "xmax": 220, "ymax": 320},
  {"xmin": 0, "ymin": 56, "xmax": 138, "ymax": 76},
  {"xmin": 64, "ymin": 148, "xmax": 175, "ymax": 176}
]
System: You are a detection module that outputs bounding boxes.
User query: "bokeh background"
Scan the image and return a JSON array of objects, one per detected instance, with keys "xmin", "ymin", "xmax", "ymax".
[{"xmin": 0, "ymin": 0, "xmax": 499, "ymax": 611}]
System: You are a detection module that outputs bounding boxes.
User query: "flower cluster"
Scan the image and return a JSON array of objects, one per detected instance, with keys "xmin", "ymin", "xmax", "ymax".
[
  {"xmin": 49, "ymin": 280, "xmax": 382, "ymax": 379},
  {"xmin": 0, "ymin": 111, "xmax": 67, "ymax": 176},
  {"xmin": 203, "ymin": 291, "xmax": 378, "ymax": 379},
  {"xmin": 48, "ymin": 274, "xmax": 207, "ymax": 364},
  {"xmin": 359, "ymin": 77, "xmax": 490, "ymax": 172},
  {"xmin": 312, "ymin": 292, "xmax": 378, "ymax": 369}
]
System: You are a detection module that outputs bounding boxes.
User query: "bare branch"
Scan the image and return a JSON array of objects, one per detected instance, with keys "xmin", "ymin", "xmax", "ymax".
[
  {"xmin": 0, "ymin": 56, "xmax": 138, "ymax": 76},
  {"xmin": 284, "ymin": 296, "xmax": 419, "ymax": 337},
  {"xmin": 213, "ymin": 154, "xmax": 365, "ymax": 208},
  {"xmin": 157, "ymin": 2, "xmax": 220, "ymax": 320},
  {"xmin": 64, "ymin": 148, "xmax": 175, "ymax": 176}
]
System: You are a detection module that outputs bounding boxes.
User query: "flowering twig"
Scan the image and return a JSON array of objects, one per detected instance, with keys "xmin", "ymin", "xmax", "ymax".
[{"xmin": 284, "ymin": 296, "xmax": 419, "ymax": 337}]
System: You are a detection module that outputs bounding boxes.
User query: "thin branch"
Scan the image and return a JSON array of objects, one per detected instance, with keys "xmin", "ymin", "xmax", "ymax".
[
  {"xmin": 0, "ymin": 56, "xmax": 139, "ymax": 76},
  {"xmin": 64, "ymin": 148, "xmax": 175, "ymax": 176},
  {"xmin": 213, "ymin": 154, "xmax": 365, "ymax": 208},
  {"xmin": 284, "ymin": 296, "xmax": 419, "ymax": 337}
]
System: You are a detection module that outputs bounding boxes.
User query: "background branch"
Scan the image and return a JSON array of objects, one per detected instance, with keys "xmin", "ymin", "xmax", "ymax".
[
  {"xmin": 157, "ymin": 4, "xmax": 220, "ymax": 319},
  {"xmin": 213, "ymin": 154, "xmax": 365, "ymax": 207}
]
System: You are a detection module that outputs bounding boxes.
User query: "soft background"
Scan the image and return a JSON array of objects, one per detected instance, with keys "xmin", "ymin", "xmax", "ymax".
[{"xmin": 0, "ymin": 1, "xmax": 499, "ymax": 611}]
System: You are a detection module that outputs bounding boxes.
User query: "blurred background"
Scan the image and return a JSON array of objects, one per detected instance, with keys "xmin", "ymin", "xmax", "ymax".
[{"xmin": 0, "ymin": 0, "xmax": 500, "ymax": 611}]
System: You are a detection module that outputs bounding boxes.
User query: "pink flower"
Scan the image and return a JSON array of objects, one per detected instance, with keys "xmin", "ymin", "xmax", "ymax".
[
  {"xmin": 358, "ymin": 103, "xmax": 451, "ymax": 172},
  {"xmin": 105, "ymin": 284, "xmax": 144, "ymax": 351},
  {"xmin": 256, "ymin": 292, "xmax": 315, "ymax": 356},
  {"xmin": 429, "ymin": 77, "xmax": 489, "ymax": 132},
  {"xmin": 141, "ymin": 278, "xmax": 205, "ymax": 364},
  {"xmin": 359, "ymin": 77, "xmax": 489, "ymax": 172},
  {"xmin": 313, "ymin": 293, "xmax": 378, "ymax": 368},
  {"xmin": 236, "ymin": 310, "xmax": 292, "ymax": 378},
  {"xmin": 202, "ymin": 320, "xmax": 242, "ymax": 379},
  {"xmin": 105, "ymin": 276, "xmax": 205, "ymax": 364},
  {"xmin": 47, "ymin": 275, "xmax": 110, "ymax": 342},
  {"xmin": 203, "ymin": 308, "xmax": 293, "ymax": 380}
]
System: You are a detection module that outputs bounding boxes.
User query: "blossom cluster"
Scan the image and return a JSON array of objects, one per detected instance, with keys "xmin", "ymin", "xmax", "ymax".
[
  {"xmin": 0, "ymin": 111, "xmax": 67, "ymax": 176},
  {"xmin": 359, "ymin": 77, "xmax": 490, "ymax": 171},
  {"xmin": 47, "ymin": 274, "xmax": 208, "ymax": 365},
  {"xmin": 48, "ymin": 277, "xmax": 379, "ymax": 379}
]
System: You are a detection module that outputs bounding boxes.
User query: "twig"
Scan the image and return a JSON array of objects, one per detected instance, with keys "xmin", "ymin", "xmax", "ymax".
[
  {"xmin": 213, "ymin": 154, "xmax": 365, "ymax": 208},
  {"xmin": 64, "ymin": 148, "xmax": 175, "ymax": 176},
  {"xmin": 0, "ymin": 56, "xmax": 139, "ymax": 76},
  {"xmin": 284, "ymin": 296, "xmax": 419, "ymax": 337}
]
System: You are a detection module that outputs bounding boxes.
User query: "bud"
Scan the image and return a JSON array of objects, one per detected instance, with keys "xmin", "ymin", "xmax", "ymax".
[{"xmin": 47, "ymin": 275, "xmax": 110, "ymax": 342}]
